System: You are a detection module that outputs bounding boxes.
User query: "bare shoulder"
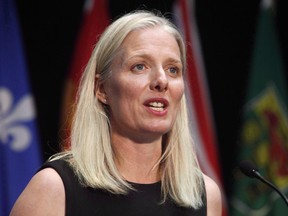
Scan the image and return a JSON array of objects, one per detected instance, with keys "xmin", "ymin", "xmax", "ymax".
[
  {"xmin": 203, "ymin": 174, "xmax": 222, "ymax": 216},
  {"xmin": 10, "ymin": 168, "xmax": 65, "ymax": 216}
]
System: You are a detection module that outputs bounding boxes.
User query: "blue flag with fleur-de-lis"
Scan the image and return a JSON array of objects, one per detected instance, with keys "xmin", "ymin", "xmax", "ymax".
[{"xmin": 0, "ymin": 0, "xmax": 42, "ymax": 215}]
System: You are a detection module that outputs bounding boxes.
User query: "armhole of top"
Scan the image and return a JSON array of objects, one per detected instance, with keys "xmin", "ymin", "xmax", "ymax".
[
  {"xmin": 202, "ymin": 174, "xmax": 208, "ymax": 215},
  {"xmin": 38, "ymin": 159, "xmax": 76, "ymax": 215}
]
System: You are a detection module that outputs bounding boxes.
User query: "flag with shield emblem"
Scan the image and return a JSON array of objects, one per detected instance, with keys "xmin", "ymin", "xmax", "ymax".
[{"xmin": 230, "ymin": 0, "xmax": 288, "ymax": 215}]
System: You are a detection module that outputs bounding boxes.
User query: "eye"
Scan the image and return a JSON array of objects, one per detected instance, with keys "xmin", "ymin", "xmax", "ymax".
[
  {"xmin": 168, "ymin": 67, "xmax": 178, "ymax": 74},
  {"xmin": 132, "ymin": 64, "xmax": 146, "ymax": 72},
  {"xmin": 167, "ymin": 66, "xmax": 180, "ymax": 77}
]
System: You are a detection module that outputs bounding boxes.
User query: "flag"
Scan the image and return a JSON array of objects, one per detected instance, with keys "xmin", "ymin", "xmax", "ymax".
[
  {"xmin": 173, "ymin": 0, "xmax": 227, "ymax": 215},
  {"xmin": 60, "ymin": 0, "xmax": 110, "ymax": 146},
  {"xmin": 0, "ymin": 0, "xmax": 42, "ymax": 214},
  {"xmin": 230, "ymin": 0, "xmax": 288, "ymax": 215}
]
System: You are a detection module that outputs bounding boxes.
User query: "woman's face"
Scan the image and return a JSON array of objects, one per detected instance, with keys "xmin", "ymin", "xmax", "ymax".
[{"xmin": 101, "ymin": 27, "xmax": 184, "ymax": 142}]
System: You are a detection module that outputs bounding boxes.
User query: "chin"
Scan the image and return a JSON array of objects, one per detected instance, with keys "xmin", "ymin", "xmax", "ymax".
[{"xmin": 146, "ymin": 126, "xmax": 172, "ymax": 136}]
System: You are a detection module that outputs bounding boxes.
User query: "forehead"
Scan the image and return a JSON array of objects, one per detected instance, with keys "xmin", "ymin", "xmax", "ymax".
[
  {"xmin": 118, "ymin": 27, "xmax": 181, "ymax": 58},
  {"xmin": 125, "ymin": 26, "xmax": 176, "ymax": 44}
]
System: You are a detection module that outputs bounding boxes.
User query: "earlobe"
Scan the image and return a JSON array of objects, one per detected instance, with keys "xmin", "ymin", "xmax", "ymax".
[
  {"xmin": 95, "ymin": 75, "xmax": 108, "ymax": 104},
  {"xmin": 96, "ymin": 91, "xmax": 107, "ymax": 104}
]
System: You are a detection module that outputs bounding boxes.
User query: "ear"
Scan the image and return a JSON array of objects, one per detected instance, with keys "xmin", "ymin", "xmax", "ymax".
[{"xmin": 95, "ymin": 74, "xmax": 108, "ymax": 104}]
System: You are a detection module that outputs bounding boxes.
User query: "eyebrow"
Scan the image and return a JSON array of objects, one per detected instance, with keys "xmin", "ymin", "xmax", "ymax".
[
  {"xmin": 124, "ymin": 53, "xmax": 182, "ymax": 65},
  {"xmin": 165, "ymin": 58, "xmax": 182, "ymax": 64}
]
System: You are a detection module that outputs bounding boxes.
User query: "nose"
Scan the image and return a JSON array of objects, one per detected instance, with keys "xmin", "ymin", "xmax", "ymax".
[{"xmin": 149, "ymin": 68, "xmax": 168, "ymax": 92}]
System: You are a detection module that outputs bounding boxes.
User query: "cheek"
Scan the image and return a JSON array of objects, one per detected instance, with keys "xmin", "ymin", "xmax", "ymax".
[
  {"xmin": 106, "ymin": 78, "xmax": 142, "ymax": 107},
  {"xmin": 172, "ymin": 81, "xmax": 185, "ymax": 103}
]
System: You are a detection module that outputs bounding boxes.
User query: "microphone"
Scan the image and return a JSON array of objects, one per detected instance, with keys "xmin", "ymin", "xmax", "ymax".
[{"xmin": 239, "ymin": 160, "xmax": 288, "ymax": 206}]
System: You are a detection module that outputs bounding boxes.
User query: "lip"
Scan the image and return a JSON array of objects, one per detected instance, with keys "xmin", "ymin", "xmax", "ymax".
[{"xmin": 143, "ymin": 98, "xmax": 169, "ymax": 116}]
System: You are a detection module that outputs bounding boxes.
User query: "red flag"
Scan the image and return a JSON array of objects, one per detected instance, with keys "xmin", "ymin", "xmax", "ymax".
[
  {"xmin": 173, "ymin": 0, "xmax": 227, "ymax": 215},
  {"xmin": 60, "ymin": 0, "xmax": 110, "ymax": 145},
  {"xmin": 68, "ymin": 0, "xmax": 110, "ymax": 85}
]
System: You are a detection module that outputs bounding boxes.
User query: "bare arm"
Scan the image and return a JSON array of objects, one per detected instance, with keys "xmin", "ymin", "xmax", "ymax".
[
  {"xmin": 10, "ymin": 168, "xmax": 65, "ymax": 216},
  {"xmin": 203, "ymin": 174, "xmax": 222, "ymax": 216}
]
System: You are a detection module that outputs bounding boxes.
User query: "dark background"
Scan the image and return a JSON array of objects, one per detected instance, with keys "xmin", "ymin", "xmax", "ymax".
[{"xmin": 15, "ymin": 0, "xmax": 288, "ymax": 205}]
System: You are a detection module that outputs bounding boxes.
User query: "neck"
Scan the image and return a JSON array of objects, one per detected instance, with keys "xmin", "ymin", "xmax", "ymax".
[{"xmin": 112, "ymin": 135, "xmax": 162, "ymax": 184}]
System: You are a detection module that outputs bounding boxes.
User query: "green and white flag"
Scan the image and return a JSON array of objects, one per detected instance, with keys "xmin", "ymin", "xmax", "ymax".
[{"xmin": 230, "ymin": 0, "xmax": 288, "ymax": 215}]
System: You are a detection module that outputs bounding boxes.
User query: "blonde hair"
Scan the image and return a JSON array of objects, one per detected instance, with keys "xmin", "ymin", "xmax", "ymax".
[{"xmin": 53, "ymin": 10, "xmax": 204, "ymax": 208}]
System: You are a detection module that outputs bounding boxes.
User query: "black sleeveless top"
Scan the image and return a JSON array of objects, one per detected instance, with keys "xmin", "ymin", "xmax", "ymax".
[{"xmin": 40, "ymin": 159, "xmax": 207, "ymax": 216}]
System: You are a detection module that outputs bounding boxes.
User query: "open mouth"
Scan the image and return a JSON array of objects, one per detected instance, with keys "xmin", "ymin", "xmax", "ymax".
[
  {"xmin": 144, "ymin": 98, "xmax": 169, "ymax": 113},
  {"xmin": 148, "ymin": 102, "xmax": 165, "ymax": 111}
]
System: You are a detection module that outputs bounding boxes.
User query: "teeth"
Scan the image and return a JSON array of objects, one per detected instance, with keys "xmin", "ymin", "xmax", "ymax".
[
  {"xmin": 150, "ymin": 107, "xmax": 164, "ymax": 111},
  {"xmin": 148, "ymin": 102, "xmax": 165, "ymax": 112},
  {"xmin": 149, "ymin": 102, "xmax": 164, "ymax": 108}
]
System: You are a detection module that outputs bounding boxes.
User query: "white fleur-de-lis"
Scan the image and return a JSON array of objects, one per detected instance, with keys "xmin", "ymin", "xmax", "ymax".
[{"xmin": 0, "ymin": 87, "xmax": 36, "ymax": 152}]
